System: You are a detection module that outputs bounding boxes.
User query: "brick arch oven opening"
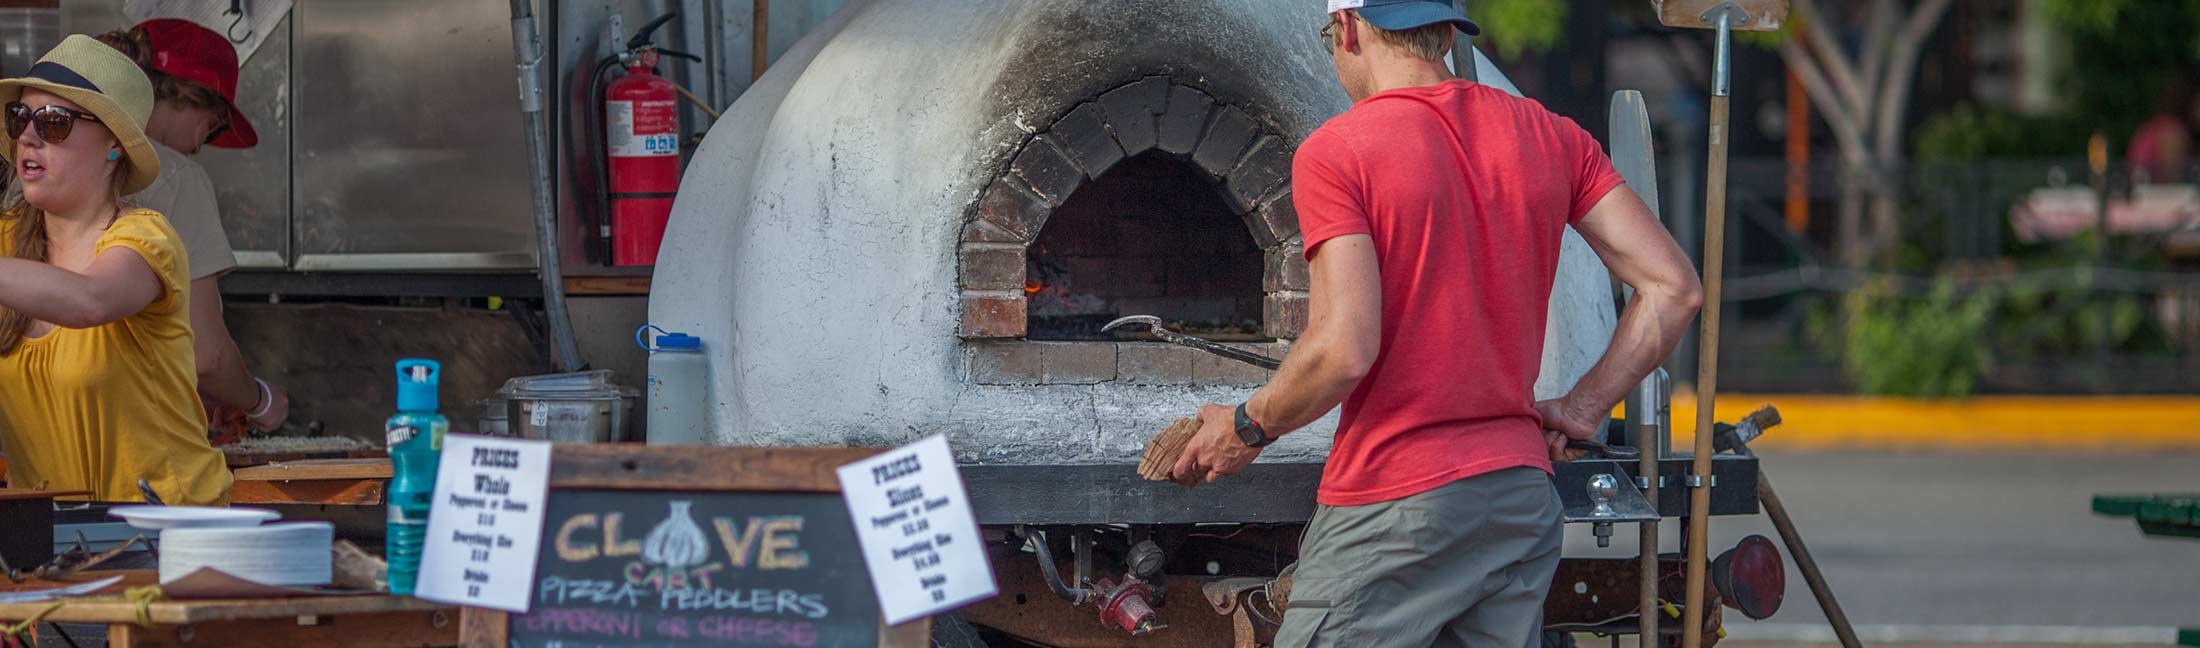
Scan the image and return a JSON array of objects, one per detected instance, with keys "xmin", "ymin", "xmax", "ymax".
[
  {"xmin": 956, "ymin": 77, "xmax": 1311, "ymax": 386},
  {"xmin": 1025, "ymin": 152, "xmax": 1264, "ymax": 341}
]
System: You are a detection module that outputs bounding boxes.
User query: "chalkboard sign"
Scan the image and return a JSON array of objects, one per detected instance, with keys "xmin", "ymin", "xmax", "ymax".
[
  {"xmin": 510, "ymin": 489, "xmax": 877, "ymax": 646},
  {"xmin": 461, "ymin": 445, "xmax": 931, "ymax": 648}
]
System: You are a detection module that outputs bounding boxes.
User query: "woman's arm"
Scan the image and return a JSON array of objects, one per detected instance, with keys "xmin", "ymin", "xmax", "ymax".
[{"xmin": 0, "ymin": 249, "xmax": 161, "ymax": 328}]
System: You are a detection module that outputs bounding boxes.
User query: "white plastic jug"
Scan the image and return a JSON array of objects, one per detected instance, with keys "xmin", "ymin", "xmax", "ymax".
[{"xmin": 638, "ymin": 325, "xmax": 710, "ymax": 445}]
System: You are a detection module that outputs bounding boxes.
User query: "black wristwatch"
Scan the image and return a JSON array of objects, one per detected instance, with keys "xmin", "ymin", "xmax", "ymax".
[{"xmin": 1235, "ymin": 402, "xmax": 1275, "ymax": 448}]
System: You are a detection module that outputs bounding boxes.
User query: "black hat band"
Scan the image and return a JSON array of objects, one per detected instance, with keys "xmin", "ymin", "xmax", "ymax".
[{"xmin": 27, "ymin": 61, "xmax": 103, "ymax": 94}]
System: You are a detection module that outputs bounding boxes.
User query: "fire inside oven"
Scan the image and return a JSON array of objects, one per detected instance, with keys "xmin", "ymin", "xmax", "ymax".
[{"xmin": 1023, "ymin": 152, "xmax": 1266, "ymax": 341}]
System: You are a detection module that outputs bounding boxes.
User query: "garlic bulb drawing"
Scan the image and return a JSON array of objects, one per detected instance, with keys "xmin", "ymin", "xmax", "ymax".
[{"xmin": 642, "ymin": 500, "xmax": 710, "ymax": 570}]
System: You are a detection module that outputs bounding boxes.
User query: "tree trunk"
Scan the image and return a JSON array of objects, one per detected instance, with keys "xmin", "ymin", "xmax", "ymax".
[
  {"xmin": 1867, "ymin": 179, "xmax": 1902, "ymax": 267},
  {"xmin": 1861, "ymin": 0, "xmax": 1954, "ymax": 267},
  {"xmin": 1783, "ymin": 0, "xmax": 1954, "ymax": 269},
  {"xmin": 1836, "ymin": 165, "xmax": 1870, "ymax": 268}
]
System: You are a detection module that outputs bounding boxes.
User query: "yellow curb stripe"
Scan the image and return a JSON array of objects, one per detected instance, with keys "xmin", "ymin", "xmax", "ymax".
[{"xmin": 1646, "ymin": 394, "xmax": 2200, "ymax": 451}]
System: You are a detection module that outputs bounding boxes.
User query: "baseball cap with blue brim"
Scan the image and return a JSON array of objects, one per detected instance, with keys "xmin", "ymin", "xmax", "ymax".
[{"xmin": 1328, "ymin": 0, "xmax": 1482, "ymax": 36}]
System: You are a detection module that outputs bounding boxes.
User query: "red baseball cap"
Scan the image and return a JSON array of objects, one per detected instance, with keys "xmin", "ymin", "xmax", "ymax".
[{"xmin": 138, "ymin": 18, "xmax": 257, "ymax": 149}]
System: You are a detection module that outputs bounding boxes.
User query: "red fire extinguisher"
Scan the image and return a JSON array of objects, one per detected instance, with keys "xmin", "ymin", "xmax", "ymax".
[{"xmin": 604, "ymin": 48, "xmax": 679, "ymax": 266}]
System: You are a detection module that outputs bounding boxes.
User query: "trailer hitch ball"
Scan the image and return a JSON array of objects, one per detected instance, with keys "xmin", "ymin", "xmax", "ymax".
[
  {"xmin": 1096, "ymin": 578, "xmax": 1161, "ymax": 636},
  {"xmin": 1588, "ymin": 474, "xmax": 1619, "ymax": 516},
  {"xmin": 1589, "ymin": 474, "xmax": 1619, "ymax": 548}
]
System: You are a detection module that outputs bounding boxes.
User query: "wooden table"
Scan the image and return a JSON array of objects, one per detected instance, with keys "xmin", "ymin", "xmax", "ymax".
[
  {"xmin": 0, "ymin": 570, "xmax": 456, "ymax": 647},
  {"xmin": 4, "ymin": 454, "xmax": 394, "ymax": 505},
  {"xmin": 230, "ymin": 458, "xmax": 392, "ymax": 506}
]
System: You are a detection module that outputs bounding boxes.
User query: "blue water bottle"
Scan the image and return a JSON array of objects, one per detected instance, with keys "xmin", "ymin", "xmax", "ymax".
[{"xmin": 385, "ymin": 358, "xmax": 448, "ymax": 595}]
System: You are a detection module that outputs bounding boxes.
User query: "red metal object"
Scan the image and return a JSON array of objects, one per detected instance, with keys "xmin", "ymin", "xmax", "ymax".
[
  {"xmin": 604, "ymin": 50, "xmax": 681, "ymax": 266},
  {"xmin": 1712, "ymin": 534, "xmax": 1786, "ymax": 620},
  {"xmin": 958, "ymin": 560, "xmax": 1241, "ymax": 648},
  {"xmin": 1096, "ymin": 578, "xmax": 1159, "ymax": 636}
]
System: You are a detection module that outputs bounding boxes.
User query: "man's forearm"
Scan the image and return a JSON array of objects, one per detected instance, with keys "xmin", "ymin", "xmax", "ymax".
[
  {"xmin": 1246, "ymin": 337, "xmax": 1368, "ymax": 437},
  {"xmin": 1564, "ymin": 187, "xmax": 1703, "ymax": 419},
  {"xmin": 1241, "ymin": 234, "xmax": 1383, "ymax": 440},
  {"xmin": 190, "ymin": 281, "xmax": 261, "ymax": 410},
  {"xmin": 1561, "ymin": 286, "xmax": 1699, "ymax": 415},
  {"xmin": 199, "ymin": 336, "xmax": 260, "ymax": 410}
]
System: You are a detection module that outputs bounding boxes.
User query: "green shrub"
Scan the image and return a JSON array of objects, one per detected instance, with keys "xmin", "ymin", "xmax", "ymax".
[
  {"xmin": 1814, "ymin": 246, "xmax": 2165, "ymax": 397},
  {"xmin": 1913, "ymin": 104, "xmax": 2088, "ymax": 162},
  {"xmin": 1838, "ymin": 280, "xmax": 1995, "ymax": 398}
]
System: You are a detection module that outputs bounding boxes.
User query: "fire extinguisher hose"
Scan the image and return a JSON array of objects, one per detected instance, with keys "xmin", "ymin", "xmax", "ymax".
[{"xmin": 586, "ymin": 55, "xmax": 621, "ymax": 262}]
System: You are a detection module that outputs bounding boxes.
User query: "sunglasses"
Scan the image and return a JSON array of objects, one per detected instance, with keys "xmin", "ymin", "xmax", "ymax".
[
  {"xmin": 5, "ymin": 101, "xmax": 104, "ymax": 145},
  {"xmin": 180, "ymin": 85, "xmax": 233, "ymax": 145},
  {"xmin": 205, "ymin": 110, "xmax": 231, "ymax": 146}
]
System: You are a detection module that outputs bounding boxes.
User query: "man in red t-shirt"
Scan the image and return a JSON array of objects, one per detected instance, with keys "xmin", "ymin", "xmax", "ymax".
[{"xmin": 1169, "ymin": 1, "xmax": 1703, "ymax": 645}]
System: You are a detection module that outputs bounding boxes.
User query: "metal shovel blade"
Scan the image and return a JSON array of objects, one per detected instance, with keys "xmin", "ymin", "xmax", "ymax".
[
  {"xmin": 1103, "ymin": 315, "xmax": 1283, "ymax": 371},
  {"xmin": 1651, "ymin": 0, "xmax": 1789, "ymax": 31}
]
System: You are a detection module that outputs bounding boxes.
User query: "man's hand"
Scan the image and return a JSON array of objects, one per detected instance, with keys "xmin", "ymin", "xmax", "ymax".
[
  {"xmin": 247, "ymin": 381, "xmax": 291, "ymax": 432},
  {"xmin": 1535, "ymin": 397, "xmax": 1601, "ymax": 463},
  {"xmin": 206, "ymin": 402, "xmax": 251, "ymax": 447},
  {"xmin": 1170, "ymin": 404, "xmax": 1263, "ymax": 484}
]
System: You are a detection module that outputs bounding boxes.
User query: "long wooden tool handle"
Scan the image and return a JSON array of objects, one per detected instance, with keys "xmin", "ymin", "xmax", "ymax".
[
  {"xmin": 1681, "ymin": 92, "xmax": 1730, "ymax": 648},
  {"xmin": 1638, "ymin": 439, "xmax": 1660, "ymax": 648}
]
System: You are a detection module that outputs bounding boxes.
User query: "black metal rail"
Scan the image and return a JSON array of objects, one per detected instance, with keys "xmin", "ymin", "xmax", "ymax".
[{"xmin": 965, "ymin": 456, "xmax": 1758, "ymax": 525}]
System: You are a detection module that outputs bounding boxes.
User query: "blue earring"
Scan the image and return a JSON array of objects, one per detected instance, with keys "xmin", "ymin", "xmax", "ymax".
[{"xmin": 107, "ymin": 150, "xmax": 120, "ymax": 161}]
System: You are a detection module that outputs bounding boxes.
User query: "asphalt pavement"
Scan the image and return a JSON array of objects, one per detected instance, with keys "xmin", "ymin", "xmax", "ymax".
[{"xmin": 1560, "ymin": 450, "xmax": 2200, "ymax": 643}]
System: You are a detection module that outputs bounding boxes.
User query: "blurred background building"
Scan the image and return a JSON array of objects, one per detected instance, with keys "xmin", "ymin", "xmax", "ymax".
[{"xmin": 1476, "ymin": 0, "xmax": 2200, "ymax": 397}]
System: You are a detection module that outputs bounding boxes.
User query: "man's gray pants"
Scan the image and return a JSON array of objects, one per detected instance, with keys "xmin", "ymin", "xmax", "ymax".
[{"xmin": 1274, "ymin": 467, "xmax": 1564, "ymax": 648}]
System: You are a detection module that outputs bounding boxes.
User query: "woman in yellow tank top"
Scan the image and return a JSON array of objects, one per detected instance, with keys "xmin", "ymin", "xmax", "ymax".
[{"xmin": 0, "ymin": 36, "xmax": 230, "ymax": 505}]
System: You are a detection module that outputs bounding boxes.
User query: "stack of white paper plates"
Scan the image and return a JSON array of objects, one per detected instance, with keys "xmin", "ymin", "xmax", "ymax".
[{"xmin": 158, "ymin": 522, "xmax": 333, "ymax": 587}]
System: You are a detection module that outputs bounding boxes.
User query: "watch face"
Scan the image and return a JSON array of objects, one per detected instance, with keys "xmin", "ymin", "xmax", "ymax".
[
  {"xmin": 1237, "ymin": 422, "xmax": 1265, "ymax": 446},
  {"xmin": 1235, "ymin": 405, "xmax": 1268, "ymax": 447}
]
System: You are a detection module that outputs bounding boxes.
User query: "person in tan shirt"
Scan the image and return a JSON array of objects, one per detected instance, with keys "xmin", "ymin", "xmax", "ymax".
[{"xmin": 97, "ymin": 21, "xmax": 288, "ymax": 436}]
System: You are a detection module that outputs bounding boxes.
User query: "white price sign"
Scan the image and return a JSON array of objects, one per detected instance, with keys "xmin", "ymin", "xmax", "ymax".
[
  {"xmin": 416, "ymin": 434, "xmax": 553, "ymax": 613},
  {"xmin": 837, "ymin": 435, "xmax": 996, "ymax": 625}
]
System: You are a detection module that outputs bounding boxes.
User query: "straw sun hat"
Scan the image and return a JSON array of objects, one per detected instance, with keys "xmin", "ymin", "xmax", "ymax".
[{"xmin": 0, "ymin": 34, "xmax": 162, "ymax": 194}]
